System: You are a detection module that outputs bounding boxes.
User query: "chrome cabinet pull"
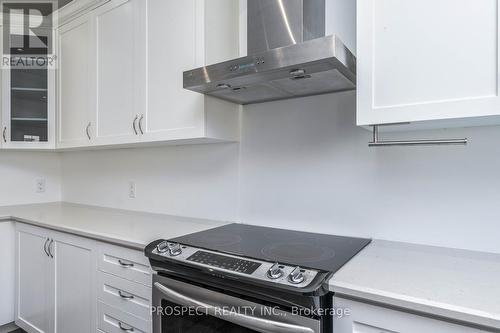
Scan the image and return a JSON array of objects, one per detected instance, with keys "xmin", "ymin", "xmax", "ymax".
[
  {"xmin": 85, "ymin": 122, "xmax": 91, "ymax": 140},
  {"xmin": 154, "ymin": 282, "xmax": 314, "ymax": 333},
  {"xmin": 43, "ymin": 238, "xmax": 50, "ymax": 257},
  {"xmin": 48, "ymin": 239, "xmax": 54, "ymax": 258},
  {"xmin": 118, "ymin": 322, "xmax": 134, "ymax": 332},
  {"xmin": 2, "ymin": 126, "xmax": 6, "ymax": 142},
  {"xmin": 369, "ymin": 125, "xmax": 467, "ymax": 147},
  {"xmin": 118, "ymin": 259, "xmax": 134, "ymax": 268},
  {"xmin": 118, "ymin": 290, "xmax": 135, "ymax": 300},
  {"xmin": 138, "ymin": 114, "xmax": 144, "ymax": 135},
  {"xmin": 132, "ymin": 115, "xmax": 138, "ymax": 135}
]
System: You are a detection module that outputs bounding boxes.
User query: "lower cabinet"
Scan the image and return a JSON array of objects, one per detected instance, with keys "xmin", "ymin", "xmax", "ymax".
[
  {"xmin": 333, "ymin": 297, "xmax": 492, "ymax": 333},
  {"xmin": 16, "ymin": 223, "xmax": 96, "ymax": 333},
  {"xmin": 53, "ymin": 232, "xmax": 96, "ymax": 333},
  {"xmin": 96, "ymin": 242, "xmax": 152, "ymax": 333},
  {"xmin": 15, "ymin": 223, "xmax": 151, "ymax": 333},
  {"xmin": 16, "ymin": 224, "xmax": 53, "ymax": 333}
]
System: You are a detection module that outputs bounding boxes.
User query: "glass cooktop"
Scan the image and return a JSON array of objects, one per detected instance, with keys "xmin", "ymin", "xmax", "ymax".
[{"xmin": 169, "ymin": 223, "xmax": 371, "ymax": 273}]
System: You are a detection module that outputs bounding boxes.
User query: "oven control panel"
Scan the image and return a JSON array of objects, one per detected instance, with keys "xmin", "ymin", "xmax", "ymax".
[
  {"xmin": 187, "ymin": 251, "xmax": 262, "ymax": 275},
  {"xmin": 152, "ymin": 241, "xmax": 319, "ymax": 288}
]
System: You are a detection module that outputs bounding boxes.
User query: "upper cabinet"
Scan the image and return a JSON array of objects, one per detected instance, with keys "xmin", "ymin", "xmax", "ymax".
[
  {"xmin": 143, "ymin": 0, "xmax": 240, "ymax": 144},
  {"xmin": 57, "ymin": 12, "xmax": 94, "ymax": 148},
  {"xmin": 92, "ymin": 0, "xmax": 147, "ymax": 146},
  {"xmin": 1, "ymin": 26, "xmax": 56, "ymax": 149},
  {"xmin": 357, "ymin": 0, "xmax": 500, "ymax": 128},
  {"xmin": 56, "ymin": 0, "xmax": 240, "ymax": 149}
]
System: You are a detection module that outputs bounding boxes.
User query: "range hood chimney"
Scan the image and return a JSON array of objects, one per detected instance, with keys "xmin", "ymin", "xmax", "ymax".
[{"xmin": 183, "ymin": 0, "xmax": 356, "ymax": 105}]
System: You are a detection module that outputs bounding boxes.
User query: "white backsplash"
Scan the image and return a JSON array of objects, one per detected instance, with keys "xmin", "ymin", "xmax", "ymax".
[
  {"xmin": 59, "ymin": 91, "xmax": 500, "ymax": 254},
  {"xmin": 0, "ymin": 152, "xmax": 61, "ymax": 206}
]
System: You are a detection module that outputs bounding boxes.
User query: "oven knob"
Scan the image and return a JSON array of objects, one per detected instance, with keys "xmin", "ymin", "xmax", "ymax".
[
  {"xmin": 288, "ymin": 266, "xmax": 305, "ymax": 284},
  {"xmin": 266, "ymin": 263, "xmax": 284, "ymax": 279},
  {"xmin": 167, "ymin": 242, "xmax": 182, "ymax": 257},
  {"xmin": 156, "ymin": 241, "xmax": 169, "ymax": 253}
]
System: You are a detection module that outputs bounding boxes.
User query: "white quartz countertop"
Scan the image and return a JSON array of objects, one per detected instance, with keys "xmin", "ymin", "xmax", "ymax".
[
  {"xmin": 0, "ymin": 202, "xmax": 228, "ymax": 250},
  {"xmin": 330, "ymin": 240, "xmax": 500, "ymax": 330}
]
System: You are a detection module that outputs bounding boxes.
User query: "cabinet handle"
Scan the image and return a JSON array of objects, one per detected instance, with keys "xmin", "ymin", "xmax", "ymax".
[
  {"xmin": 118, "ymin": 290, "xmax": 135, "ymax": 300},
  {"xmin": 43, "ymin": 238, "xmax": 50, "ymax": 257},
  {"xmin": 118, "ymin": 259, "xmax": 134, "ymax": 268},
  {"xmin": 118, "ymin": 322, "xmax": 135, "ymax": 332},
  {"xmin": 369, "ymin": 125, "xmax": 468, "ymax": 147},
  {"xmin": 2, "ymin": 127, "xmax": 6, "ymax": 142},
  {"xmin": 138, "ymin": 114, "xmax": 144, "ymax": 135},
  {"xmin": 85, "ymin": 122, "xmax": 91, "ymax": 140},
  {"xmin": 48, "ymin": 239, "xmax": 54, "ymax": 258},
  {"xmin": 132, "ymin": 115, "xmax": 138, "ymax": 135}
]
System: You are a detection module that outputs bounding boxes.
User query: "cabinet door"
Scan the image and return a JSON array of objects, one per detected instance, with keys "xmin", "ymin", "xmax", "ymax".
[
  {"xmin": 57, "ymin": 13, "xmax": 94, "ymax": 148},
  {"xmin": 144, "ymin": 0, "xmax": 204, "ymax": 141},
  {"xmin": 51, "ymin": 231, "xmax": 96, "ymax": 333},
  {"xmin": 2, "ymin": 27, "xmax": 56, "ymax": 149},
  {"xmin": 15, "ymin": 224, "xmax": 52, "ymax": 333},
  {"xmin": 357, "ymin": 0, "xmax": 500, "ymax": 127},
  {"xmin": 93, "ymin": 0, "xmax": 146, "ymax": 144}
]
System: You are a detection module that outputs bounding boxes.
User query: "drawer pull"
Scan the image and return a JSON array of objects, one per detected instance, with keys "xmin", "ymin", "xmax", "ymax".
[
  {"xmin": 118, "ymin": 290, "xmax": 135, "ymax": 300},
  {"xmin": 118, "ymin": 259, "xmax": 135, "ymax": 268},
  {"xmin": 118, "ymin": 322, "xmax": 135, "ymax": 332}
]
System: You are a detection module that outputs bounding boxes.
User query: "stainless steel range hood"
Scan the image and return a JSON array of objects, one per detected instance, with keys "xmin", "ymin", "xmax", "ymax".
[{"xmin": 183, "ymin": 0, "xmax": 356, "ymax": 105}]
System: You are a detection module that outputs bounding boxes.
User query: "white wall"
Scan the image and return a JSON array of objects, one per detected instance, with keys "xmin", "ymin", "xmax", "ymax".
[
  {"xmin": 0, "ymin": 152, "xmax": 61, "ymax": 206},
  {"xmin": 60, "ymin": 91, "xmax": 500, "ymax": 254},
  {"xmin": 240, "ymin": 92, "xmax": 500, "ymax": 254},
  {"xmin": 60, "ymin": 143, "xmax": 239, "ymax": 221}
]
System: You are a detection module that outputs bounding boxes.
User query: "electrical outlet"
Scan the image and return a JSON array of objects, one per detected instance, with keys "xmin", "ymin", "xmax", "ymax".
[
  {"xmin": 36, "ymin": 178, "xmax": 46, "ymax": 193},
  {"xmin": 129, "ymin": 181, "xmax": 136, "ymax": 198}
]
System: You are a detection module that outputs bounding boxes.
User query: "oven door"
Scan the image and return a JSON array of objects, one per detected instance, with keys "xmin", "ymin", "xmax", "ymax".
[{"xmin": 152, "ymin": 274, "xmax": 321, "ymax": 333}]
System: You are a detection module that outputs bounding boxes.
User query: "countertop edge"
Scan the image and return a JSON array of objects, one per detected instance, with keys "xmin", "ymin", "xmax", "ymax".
[
  {"xmin": 0, "ymin": 215, "xmax": 146, "ymax": 251},
  {"xmin": 330, "ymin": 281, "xmax": 500, "ymax": 330}
]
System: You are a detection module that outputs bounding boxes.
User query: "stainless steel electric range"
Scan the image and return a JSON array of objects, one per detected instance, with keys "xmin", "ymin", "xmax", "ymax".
[{"xmin": 145, "ymin": 223, "xmax": 371, "ymax": 333}]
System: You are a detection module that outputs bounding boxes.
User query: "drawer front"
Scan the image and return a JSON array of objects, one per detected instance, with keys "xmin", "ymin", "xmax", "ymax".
[
  {"xmin": 97, "ymin": 242, "xmax": 152, "ymax": 287},
  {"xmin": 97, "ymin": 271, "xmax": 152, "ymax": 320},
  {"xmin": 98, "ymin": 301, "xmax": 151, "ymax": 333}
]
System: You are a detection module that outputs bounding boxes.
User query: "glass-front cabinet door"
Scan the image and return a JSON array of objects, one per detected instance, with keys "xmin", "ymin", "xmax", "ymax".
[{"xmin": 1, "ymin": 27, "xmax": 55, "ymax": 149}]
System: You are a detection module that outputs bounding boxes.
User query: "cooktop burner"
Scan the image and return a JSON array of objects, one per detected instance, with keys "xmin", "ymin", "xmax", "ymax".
[{"xmin": 169, "ymin": 223, "xmax": 371, "ymax": 272}]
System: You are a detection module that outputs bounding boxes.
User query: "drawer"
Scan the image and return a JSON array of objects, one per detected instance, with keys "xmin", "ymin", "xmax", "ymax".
[
  {"xmin": 97, "ymin": 242, "xmax": 152, "ymax": 287},
  {"xmin": 97, "ymin": 271, "xmax": 152, "ymax": 320},
  {"xmin": 98, "ymin": 301, "xmax": 151, "ymax": 333}
]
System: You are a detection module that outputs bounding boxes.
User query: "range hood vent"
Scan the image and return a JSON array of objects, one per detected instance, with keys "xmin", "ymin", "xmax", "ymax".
[{"xmin": 183, "ymin": 0, "xmax": 356, "ymax": 105}]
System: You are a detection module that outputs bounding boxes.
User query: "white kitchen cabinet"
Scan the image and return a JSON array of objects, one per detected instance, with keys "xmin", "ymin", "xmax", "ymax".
[
  {"xmin": 57, "ymin": 12, "xmax": 95, "ymax": 148},
  {"xmin": 142, "ymin": 0, "xmax": 240, "ymax": 144},
  {"xmin": 51, "ymin": 231, "xmax": 96, "ymax": 333},
  {"xmin": 357, "ymin": 0, "xmax": 500, "ymax": 129},
  {"xmin": 15, "ymin": 223, "xmax": 97, "ymax": 333},
  {"xmin": 333, "ymin": 297, "xmax": 492, "ymax": 333},
  {"xmin": 92, "ymin": 0, "xmax": 147, "ymax": 146},
  {"xmin": 15, "ymin": 224, "xmax": 53, "ymax": 333},
  {"xmin": 1, "ymin": 26, "xmax": 56, "ymax": 149},
  {"xmin": 56, "ymin": 0, "xmax": 240, "ymax": 149}
]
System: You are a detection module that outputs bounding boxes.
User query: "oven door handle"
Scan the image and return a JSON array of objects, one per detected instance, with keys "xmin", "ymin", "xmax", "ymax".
[{"xmin": 154, "ymin": 282, "xmax": 314, "ymax": 333}]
